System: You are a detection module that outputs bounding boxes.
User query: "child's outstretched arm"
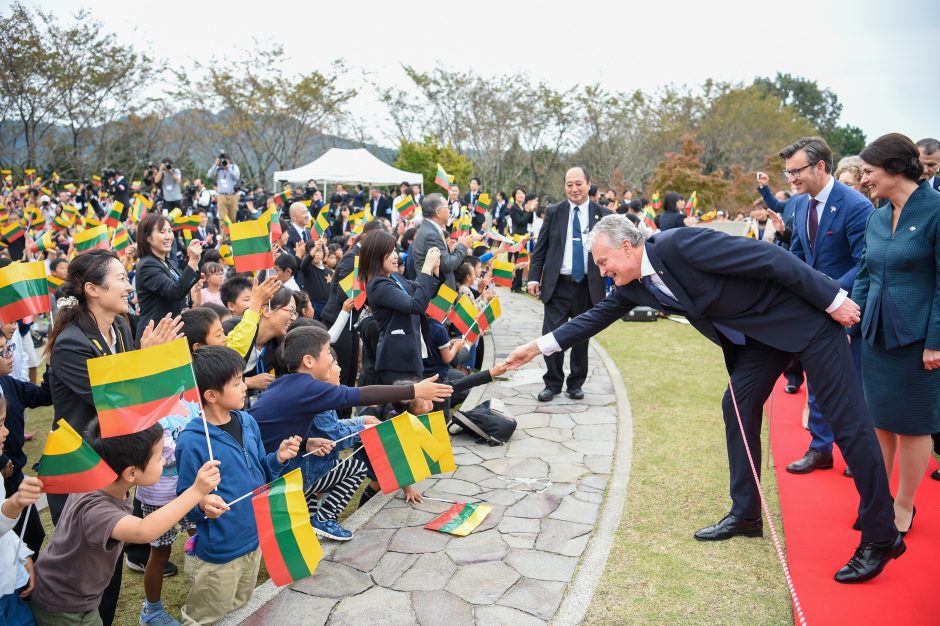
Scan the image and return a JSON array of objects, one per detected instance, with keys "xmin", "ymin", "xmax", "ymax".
[
  {"xmin": 111, "ymin": 460, "xmax": 220, "ymax": 544},
  {"xmin": 1, "ymin": 476, "xmax": 43, "ymax": 531}
]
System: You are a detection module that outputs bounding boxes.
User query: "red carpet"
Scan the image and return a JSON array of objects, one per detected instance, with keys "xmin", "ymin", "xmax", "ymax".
[{"xmin": 768, "ymin": 378, "xmax": 939, "ymax": 625}]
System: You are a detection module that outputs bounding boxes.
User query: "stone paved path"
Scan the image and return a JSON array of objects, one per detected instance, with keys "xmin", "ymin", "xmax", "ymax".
[{"xmin": 235, "ymin": 292, "xmax": 627, "ymax": 626}]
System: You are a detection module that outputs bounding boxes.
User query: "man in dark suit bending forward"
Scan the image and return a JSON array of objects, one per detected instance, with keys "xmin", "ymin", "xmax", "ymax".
[{"xmin": 507, "ymin": 214, "xmax": 903, "ymax": 584}]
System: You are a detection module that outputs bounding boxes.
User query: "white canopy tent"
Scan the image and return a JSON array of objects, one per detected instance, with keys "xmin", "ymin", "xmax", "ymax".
[{"xmin": 272, "ymin": 148, "xmax": 423, "ymax": 193}]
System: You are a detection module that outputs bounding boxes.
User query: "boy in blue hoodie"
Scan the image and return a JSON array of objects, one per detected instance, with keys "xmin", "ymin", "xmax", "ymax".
[{"xmin": 175, "ymin": 346, "xmax": 301, "ymax": 626}]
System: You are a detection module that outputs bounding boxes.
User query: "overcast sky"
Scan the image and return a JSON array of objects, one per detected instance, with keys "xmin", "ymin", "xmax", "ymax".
[{"xmin": 32, "ymin": 0, "xmax": 939, "ymax": 151}]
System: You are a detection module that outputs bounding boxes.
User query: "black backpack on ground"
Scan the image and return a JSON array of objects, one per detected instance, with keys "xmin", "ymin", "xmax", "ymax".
[{"xmin": 449, "ymin": 399, "xmax": 517, "ymax": 446}]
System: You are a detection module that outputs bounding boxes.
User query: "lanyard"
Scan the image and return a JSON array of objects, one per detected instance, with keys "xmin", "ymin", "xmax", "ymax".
[
  {"xmin": 390, "ymin": 273, "xmax": 408, "ymax": 293},
  {"xmin": 255, "ymin": 345, "xmax": 267, "ymax": 375}
]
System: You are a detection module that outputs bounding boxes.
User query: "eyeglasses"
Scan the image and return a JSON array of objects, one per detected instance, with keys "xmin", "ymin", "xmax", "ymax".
[
  {"xmin": 0, "ymin": 346, "xmax": 13, "ymax": 358},
  {"xmin": 782, "ymin": 163, "xmax": 815, "ymax": 179},
  {"xmin": 275, "ymin": 306, "xmax": 298, "ymax": 319}
]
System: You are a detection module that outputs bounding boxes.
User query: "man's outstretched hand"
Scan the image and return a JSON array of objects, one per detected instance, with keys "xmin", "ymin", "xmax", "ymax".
[
  {"xmin": 505, "ymin": 340, "xmax": 542, "ymax": 370},
  {"xmin": 830, "ymin": 297, "xmax": 861, "ymax": 327}
]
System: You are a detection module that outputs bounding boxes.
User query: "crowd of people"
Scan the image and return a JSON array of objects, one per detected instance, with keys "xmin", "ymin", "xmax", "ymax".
[{"xmin": 0, "ymin": 131, "xmax": 937, "ymax": 624}]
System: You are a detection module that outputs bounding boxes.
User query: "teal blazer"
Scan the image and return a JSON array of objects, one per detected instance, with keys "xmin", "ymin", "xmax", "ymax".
[{"xmin": 851, "ymin": 182, "xmax": 940, "ymax": 350}]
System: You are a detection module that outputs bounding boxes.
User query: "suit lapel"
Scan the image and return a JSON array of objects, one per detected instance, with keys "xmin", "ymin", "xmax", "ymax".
[
  {"xmin": 644, "ymin": 242, "xmax": 699, "ymax": 316},
  {"xmin": 796, "ymin": 196, "xmax": 816, "ymax": 264},
  {"xmin": 815, "ymin": 182, "xmax": 841, "ymax": 252}
]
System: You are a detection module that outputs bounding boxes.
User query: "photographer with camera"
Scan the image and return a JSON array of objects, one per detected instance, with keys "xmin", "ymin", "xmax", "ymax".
[
  {"xmin": 154, "ymin": 158, "xmax": 183, "ymax": 212},
  {"xmin": 208, "ymin": 151, "xmax": 240, "ymax": 226}
]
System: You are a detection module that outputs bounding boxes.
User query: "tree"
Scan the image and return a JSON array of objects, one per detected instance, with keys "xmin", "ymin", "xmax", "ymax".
[
  {"xmin": 174, "ymin": 46, "xmax": 351, "ymax": 186},
  {"xmin": 648, "ymin": 134, "xmax": 729, "ymax": 210},
  {"xmin": 393, "ymin": 136, "xmax": 474, "ymax": 194}
]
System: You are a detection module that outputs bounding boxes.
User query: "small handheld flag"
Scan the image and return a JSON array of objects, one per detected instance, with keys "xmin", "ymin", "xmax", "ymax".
[
  {"xmin": 0, "ymin": 261, "xmax": 51, "ymax": 323},
  {"xmin": 435, "ymin": 163, "xmax": 451, "ymax": 192},
  {"xmin": 312, "ymin": 205, "xmax": 330, "ymax": 241},
  {"xmin": 37, "ymin": 419, "xmax": 118, "ymax": 494},
  {"xmin": 394, "ymin": 195, "xmax": 417, "ymax": 220},
  {"xmin": 426, "ymin": 283, "xmax": 458, "ymax": 322},
  {"xmin": 252, "ymin": 468, "xmax": 323, "ymax": 586},
  {"xmin": 359, "ymin": 412, "xmax": 450, "ymax": 494},
  {"xmin": 447, "ymin": 296, "xmax": 479, "ymax": 337},
  {"xmin": 73, "ymin": 224, "xmax": 111, "ymax": 253},
  {"xmin": 230, "ymin": 219, "xmax": 274, "ymax": 272},
  {"xmin": 425, "ymin": 502, "xmax": 493, "ymax": 536},
  {"xmin": 491, "ymin": 260, "xmax": 514, "ymax": 287}
]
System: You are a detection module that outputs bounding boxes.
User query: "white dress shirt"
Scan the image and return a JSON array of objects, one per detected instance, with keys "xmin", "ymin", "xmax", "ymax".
[{"xmin": 560, "ymin": 200, "xmax": 591, "ymax": 276}]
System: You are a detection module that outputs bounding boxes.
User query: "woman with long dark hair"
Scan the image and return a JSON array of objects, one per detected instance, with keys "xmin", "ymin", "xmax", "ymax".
[
  {"xmin": 44, "ymin": 249, "xmax": 181, "ymax": 625},
  {"xmin": 134, "ymin": 212, "xmax": 203, "ymax": 342},
  {"xmin": 360, "ymin": 231, "xmax": 441, "ymax": 383},
  {"xmin": 852, "ymin": 133, "xmax": 940, "ymax": 536},
  {"xmin": 655, "ymin": 191, "xmax": 686, "ymax": 231}
]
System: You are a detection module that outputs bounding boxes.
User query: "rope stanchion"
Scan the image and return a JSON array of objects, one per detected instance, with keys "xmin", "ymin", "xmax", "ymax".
[{"xmin": 728, "ymin": 379, "xmax": 808, "ymax": 626}]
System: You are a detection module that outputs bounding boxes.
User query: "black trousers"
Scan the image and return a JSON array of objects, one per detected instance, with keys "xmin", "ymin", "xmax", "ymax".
[
  {"xmin": 720, "ymin": 320, "xmax": 895, "ymax": 544},
  {"xmin": 541, "ymin": 278, "xmax": 592, "ymax": 392},
  {"xmin": 783, "ymin": 357, "xmax": 804, "ymax": 388},
  {"xmin": 333, "ymin": 324, "xmax": 360, "ymax": 418}
]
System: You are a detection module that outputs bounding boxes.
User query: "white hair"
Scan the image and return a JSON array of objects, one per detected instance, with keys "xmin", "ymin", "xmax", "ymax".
[{"xmin": 588, "ymin": 214, "xmax": 645, "ymax": 251}]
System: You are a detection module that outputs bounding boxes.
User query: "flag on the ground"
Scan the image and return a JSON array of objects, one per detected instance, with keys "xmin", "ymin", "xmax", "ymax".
[
  {"xmin": 46, "ymin": 273, "xmax": 64, "ymax": 296},
  {"xmin": 435, "ymin": 163, "xmax": 451, "ymax": 191},
  {"xmin": 31, "ymin": 230, "xmax": 55, "ymax": 253},
  {"xmin": 230, "ymin": 218, "xmax": 274, "ymax": 273},
  {"xmin": 273, "ymin": 189, "xmax": 292, "ymax": 207},
  {"xmin": 74, "ymin": 224, "xmax": 111, "ymax": 253},
  {"xmin": 474, "ymin": 193, "xmax": 491, "ymax": 215},
  {"xmin": 359, "ymin": 412, "xmax": 450, "ymax": 494},
  {"xmin": 111, "ymin": 224, "xmax": 130, "ymax": 254},
  {"xmin": 312, "ymin": 205, "xmax": 330, "ymax": 240},
  {"xmin": 424, "ymin": 502, "xmax": 493, "ymax": 536},
  {"xmin": 413, "ymin": 411, "xmax": 455, "ymax": 475},
  {"xmin": 448, "ymin": 296, "xmax": 479, "ymax": 338},
  {"xmin": 87, "ymin": 337, "xmax": 200, "ymax": 438},
  {"xmin": 103, "ymin": 202, "xmax": 123, "ymax": 228},
  {"xmin": 37, "ymin": 419, "xmax": 118, "ymax": 494},
  {"xmin": 394, "ymin": 195, "xmax": 417, "ymax": 220},
  {"xmin": 491, "ymin": 260, "xmax": 514, "ymax": 287},
  {"xmin": 252, "ymin": 468, "xmax": 323, "ymax": 586},
  {"xmin": 337, "ymin": 255, "xmax": 367, "ymax": 309},
  {"xmin": 1, "ymin": 220, "xmax": 24, "ymax": 243},
  {"xmin": 426, "ymin": 283, "xmax": 458, "ymax": 322},
  {"xmin": 0, "ymin": 261, "xmax": 51, "ymax": 323}
]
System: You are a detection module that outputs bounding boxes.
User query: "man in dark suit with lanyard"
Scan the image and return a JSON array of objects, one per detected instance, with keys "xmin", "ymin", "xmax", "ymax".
[
  {"xmin": 527, "ymin": 167, "xmax": 610, "ymax": 402},
  {"xmin": 507, "ymin": 215, "xmax": 903, "ymax": 584}
]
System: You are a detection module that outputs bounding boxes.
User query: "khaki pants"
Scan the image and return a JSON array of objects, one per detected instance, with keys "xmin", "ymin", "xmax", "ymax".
[
  {"xmin": 217, "ymin": 194, "xmax": 238, "ymax": 227},
  {"xmin": 180, "ymin": 549, "xmax": 262, "ymax": 626},
  {"xmin": 31, "ymin": 603, "xmax": 102, "ymax": 626}
]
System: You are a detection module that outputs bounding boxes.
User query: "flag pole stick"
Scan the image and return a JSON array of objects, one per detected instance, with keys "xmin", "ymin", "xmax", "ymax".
[
  {"xmin": 301, "ymin": 427, "xmax": 371, "ymax": 458},
  {"xmin": 13, "ymin": 505, "xmax": 30, "ymax": 567}
]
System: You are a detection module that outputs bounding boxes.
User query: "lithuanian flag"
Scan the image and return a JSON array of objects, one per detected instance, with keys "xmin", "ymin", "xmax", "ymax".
[
  {"xmin": 471, "ymin": 296, "xmax": 501, "ymax": 338},
  {"xmin": 643, "ymin": 206, "xmax": 657, "ymax": 230},
  {"xmin": 359, "ymin": 412, "xmax": 450, "ymax": 494},
  {"xmin": 491, "ymin": 260, "xmax": 514, "ymax": 287},
  {"xmin": 393, "ymin": 195, "xmax": 416, "ymax": 219},
  {"xmin": 51, "ymin": 213, "xmax": 72, "ymax": 232},
  {"xmin": 230, "ymin": 218, "xmax": 274, "ymax": 273},
  {"xmin": 652, "ymin": 192, "xmax": 662, "ymax": 210},
  {"xmin": 447, "ymin": 295, "xmax": 479, "ymax": 337},
  {"xmin": 111, "ymin": 224, "xmax": 130, "ymax": 254},
  {"xmin": 474, "ymin": 193, "xmax": 491, "ymax": 215},
  {"xmin": 74, "ymin": 224, "xmax": 110, "ymax": 253},
  {"xmin": 686, "ymin": 190, "xmax": 697, "ymax": 217},
  {"xmin": 87, "ymin": 337, "xmax": 200, "ymax": 438},
  {"xmin": 261, "ymin": 207, "xmax": 281, "ymax": 243},
  {"xmin": 103, "ymin": 201, "xmax": 123, "ymax": 228},
  {"xmin": 31, "ymin": 230, "xmax": 56, "ymax": 253},
  {"xmin": 0, "ymin": 261, "xmax": 50, "ymax": 323},
  {"xmin": 219, "ymin": 243, "xmax": 235, "ymax": 266},
  {"xmin": 38, "ymin": 419, "xmax": 118, "ymax": 494},
  {"xmin": 25, "ymin": 207, "xmax": 45, "ymax": 228},
  {"xmin": 252, "ymin": 468, "xmax": 323, "ymax": 586},
  {"xmin": 47, "ymin": 273, "xmax": 64, "ymax": 296},
  {"xmin": 337, "ymin": 255, "xmax": 366, "ymax": 309},
  {"xmin": 312, "ymin": 205, "xmax": 330, "ymax": 240},
  {"xmin": 273, "ymin": 189, "xmax": 292, "ymax": 207},
  {"xmin": 426, "ymin": 283, "xmax": 458, "ymax": 322},
  {"xmin": 424, "ymin": 502, "xmax": 493, "ymax": 536},
  {"xmin": 413, "ymin": 411, "xmax": 455, "ymax": 475},
  {"xmin": 435, "ymin": 163, "xmax": 451, "ymax": 191},
  {"xmin": 172, "ymin": 214, "xmax": 200, "ymax": 233},
  {"xmin": 1, "ymin": 220, "xmax": 24, "ymax": 243}
]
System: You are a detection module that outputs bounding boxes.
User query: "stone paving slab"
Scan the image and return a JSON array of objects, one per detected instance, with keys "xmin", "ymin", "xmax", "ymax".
[{"xmin": 226, "ymin": 291, "xmax": 634, "ymax": 625}]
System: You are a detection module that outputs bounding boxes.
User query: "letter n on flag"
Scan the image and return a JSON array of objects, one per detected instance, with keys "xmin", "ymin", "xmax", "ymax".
[{"xmin": 359, "ymin": 412, "xmax": 453, "ymax": 493}]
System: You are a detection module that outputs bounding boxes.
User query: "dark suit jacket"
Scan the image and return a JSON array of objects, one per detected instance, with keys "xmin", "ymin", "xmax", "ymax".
[
  {"xmin": 656, "ymin": 209, "xmax": 685, "ymax": 231},
  {"xmin": 788, "ymin": 179, "xmax": 874, "ymax": 293},
  {"xmin": 553, "ymin": 228, "xmax": 842, "ymax": 356},
  {"xmin": 508, "ymin": 205, "xmax": 533, "ymax": 236},
  {"xmin": 321, "ymin": 244, "xmax": 359, "ymax": 326},
  {"xmin": 369, "ymin": 195, "xmax": 392, "ymax": 221},
  {"xmin": 135, "ymin": 255, "xmax": 200, "ymax": 341},
  {"xmin": 285, "ymin": 223, "xmax": 312, "ymax": 254},
  {"xmin": 851, "ymin": 182, "xmax": 940, "ymax": 350},
  {"xmin": 410, "ymin": 219, "xmax": 467, "ymax": 291},
  {"xmin": 195, "ymin": 225, "xmax": 218, "ymax": 245},
  {"xmin": 528, "ymin": 200, "xmax": 610, "ymax": 305},
  {"xmin": 367, "ymin": 272, "xmax": 438, "ymax": 375}
]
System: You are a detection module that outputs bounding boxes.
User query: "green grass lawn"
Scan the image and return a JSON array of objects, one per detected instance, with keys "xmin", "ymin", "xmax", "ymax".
[{"xmin": 584, "ymin": 319, "xmax": 792, "ymax": 625}]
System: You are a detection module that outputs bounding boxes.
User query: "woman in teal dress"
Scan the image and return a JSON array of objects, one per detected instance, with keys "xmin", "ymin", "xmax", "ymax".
[{"xmin": 852, "ymin": 133, "xmax": 940, "ymax": 536}]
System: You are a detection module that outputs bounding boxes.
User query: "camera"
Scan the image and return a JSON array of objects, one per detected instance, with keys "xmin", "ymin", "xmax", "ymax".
[
  {"xmin": 218, "ymin": 151, "xmax": 229, "ymax": 168},
  {"xmin": 163, "ymin": 160, "xmax": 174, "ymax": 170}
]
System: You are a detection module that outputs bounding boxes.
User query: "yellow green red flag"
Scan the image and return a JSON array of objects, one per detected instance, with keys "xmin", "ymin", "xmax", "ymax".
[{"xmin": 37, "ymin": 419, "xmax": 118, "ymax": 494}]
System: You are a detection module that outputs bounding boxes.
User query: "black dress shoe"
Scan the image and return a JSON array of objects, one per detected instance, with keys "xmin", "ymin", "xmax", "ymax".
[
  {"xmin": 566, "ymin": 388, "xmax": 584, "ymax": 400},
  {"xmin": 784, "ymin": 384, "xmax": 799, "ymax": 394},
  {"xmin": 932, "ymin": 469, "xmax": 940, "ymax": 481},
  {"xmin": 786, "ymin": 449, "xmax": 834, "ymax": 474},
  {"xmin": 834, "ymin": 534, "xmax": 905, "ymax": 583},
  {"xmin": 694, "ymin": 513, "xmax": 763, "ymax": 541},
  {"xmin": 537, "ymin": 388, "xmax": 555, "ymax": 402}
]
